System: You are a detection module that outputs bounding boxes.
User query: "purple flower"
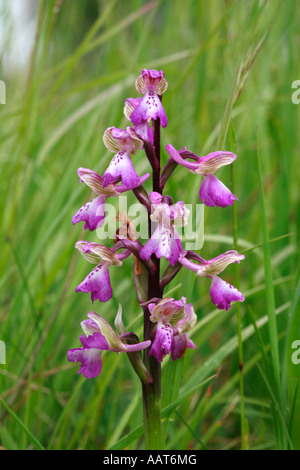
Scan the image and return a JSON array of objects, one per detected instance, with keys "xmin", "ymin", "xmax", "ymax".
[
  {"xmin": 72, "ymin": 167, "xmax": 150, "ymax": 231},
  {"xmin": 199, "ymin": 174, "xmax": 238, "ymax": 208},
  {"xmin": 130, "ymin": 69, "xmax": 168, "ymax": 128},
  {"xmin": 75, "ymin": 241, "xmax": 129, "ymax": 303},
  {"xmin": 209, "ymin": 276, "xmax": 245, "ymax": 311},
  {"xmin": 148, "ymin": 297, "xmax": 197, "ymax": 363},
  {"xmin": 102, "ymin": 126, "xmax": 148, "ymax": 189},
  {"xmin": 179, "ymin": 250, "xmax": 245, "ymax": 311},
  {"xmin": 72, "ymin": 195, "xmax": 106, "ymax": 232},
  {"xmin": 139, "ymin": 192, "xmax": 189, "ymax": 266},
  {"xmin": 72, "ymin": 168, "xmax": 120, "ymax": 231},
  {"xmin": 68, "ymin": 311, "xmax": 151, "ymax": 379},
  {"xmin": 165, "ymin": 144, "xmax": 238, "ymax": 208},
  {"xmin": 124, "ymin": 97, "xmax": 154, "ymax": 144},
  {"xmin": 171, "ymin": 333, "xmax": 197, "ymax": 361}
]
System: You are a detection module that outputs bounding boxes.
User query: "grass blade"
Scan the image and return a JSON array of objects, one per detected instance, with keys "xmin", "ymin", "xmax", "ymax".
[{"xmin": 0, "ymin": 396, "xmax": 45, "ymax": 450}]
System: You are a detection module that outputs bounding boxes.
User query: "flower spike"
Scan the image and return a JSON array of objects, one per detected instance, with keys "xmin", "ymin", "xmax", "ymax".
[{"xmin": 69, "ymin": 66, "xmax": 247, "ymax": 446}]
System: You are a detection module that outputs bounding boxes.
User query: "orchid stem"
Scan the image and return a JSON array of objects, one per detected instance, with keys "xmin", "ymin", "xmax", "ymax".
[{"xmin": 142, "ymin": 115, "xmax": 163, "ymax": 450}]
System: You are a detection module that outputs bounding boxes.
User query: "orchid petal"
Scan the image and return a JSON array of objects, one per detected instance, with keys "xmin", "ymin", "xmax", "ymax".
[
  {"xmin": 130, "ymin": 92, "xmax": 168, "ymax": 128},
  {"xmin": 171, "ymin": 333, "xmax": 197, "ymax": 361},
  {"xmin": 149, "ymin": 321, "xmax": 172, "ymax": 363},
  {"xmin": 67, "ymin": 332, "xmax": 109, "ymax": 379},
  {"xmin": 140, "ymin": 225, "xmax": 182, "ymax": 266},
  {"xmin": 103, "ymin": 152, "xmax": 141, "ymax": 189}
]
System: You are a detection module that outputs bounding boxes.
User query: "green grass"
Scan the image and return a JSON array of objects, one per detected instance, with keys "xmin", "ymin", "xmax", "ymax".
[{"xmin": 0, "ymin": 0, "xmax": 299, "ymax": 450}]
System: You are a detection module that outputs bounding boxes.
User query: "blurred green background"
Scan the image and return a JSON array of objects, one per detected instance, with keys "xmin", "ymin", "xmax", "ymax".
[{"xmin": 0, "ymin": 0, "xmax": 299, "ymax": 450}]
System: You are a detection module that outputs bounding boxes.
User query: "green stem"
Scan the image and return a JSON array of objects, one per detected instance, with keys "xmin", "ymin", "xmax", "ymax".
[{"xmin": 142, "ymin": 378, "xmax": 162, "ymax": 449}]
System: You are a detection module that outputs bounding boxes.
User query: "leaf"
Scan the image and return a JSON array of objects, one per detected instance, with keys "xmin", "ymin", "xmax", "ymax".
[{"xmin": 109, "ymin": 375, "xmax": 215, "ymax": 450}]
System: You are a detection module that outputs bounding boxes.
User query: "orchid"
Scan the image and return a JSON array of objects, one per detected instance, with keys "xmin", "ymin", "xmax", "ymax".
[
  {"xmin": 130, "ymin": 69, "xmax": 168, "ymax": 128},
  {"xmin": 178, "ymin": 250, "xmax": 245, "ymax": 311},
  {"xmin": 165, "ymin": 144, "xmax": 238, "ymax": 207},
  {"xmin": 72, "ymin": 168, "xmax": 120, "ymax": 231},
  {"xmin": 74, "ymin": 241, "xmax": 128, "ymax": 303},
  {"xmin": 68, "ymin": 311, "xmax": 151, "ymax": 379},
  {"xmin": 69, "ymin": 68, "xmax": 246, "ymax": 450},
  {"xmin": 102, "ymin": 126, "xmax": 146, "ymax": 189},
  {"xmin": 139, "ymin": 191, "xmax": 189, "ymax": 266},
  {"xmin": 124, "ymin": 97, "xmax": 154, "ymax": 144},
  {"xmin": 72, "ymin": 167, "xmax": 150, "ymax": 231},
  {"xmin": 148, "ymin": 297, "xmax": 197, "ymax": 363}
]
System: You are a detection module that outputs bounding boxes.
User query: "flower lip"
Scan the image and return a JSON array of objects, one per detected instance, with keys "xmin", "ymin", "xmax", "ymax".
[
  {"xmin": 199, "ymin": 174, "xmax": 239, "ymax": 208},
  {"xmin": 103, "ymin": 151, "xmax": 142, "ymax": 189},
  {"xmin": 130, "ymin": 92, "xmax": 168, "ymax": 128},
  {"xmin": 210, "ymin": 275, "xmax": 245, "ymax": 311},
  {"xmin": 140, "ymin": 194, "xmax": 189, "ymax": 266},
  {"xmin": 72, "ymin": 195, "xmax": 106, "ymax": 231},
  {"xmin": 75, "ymin": 264, "xmax": 113, "ymax": 303}
]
